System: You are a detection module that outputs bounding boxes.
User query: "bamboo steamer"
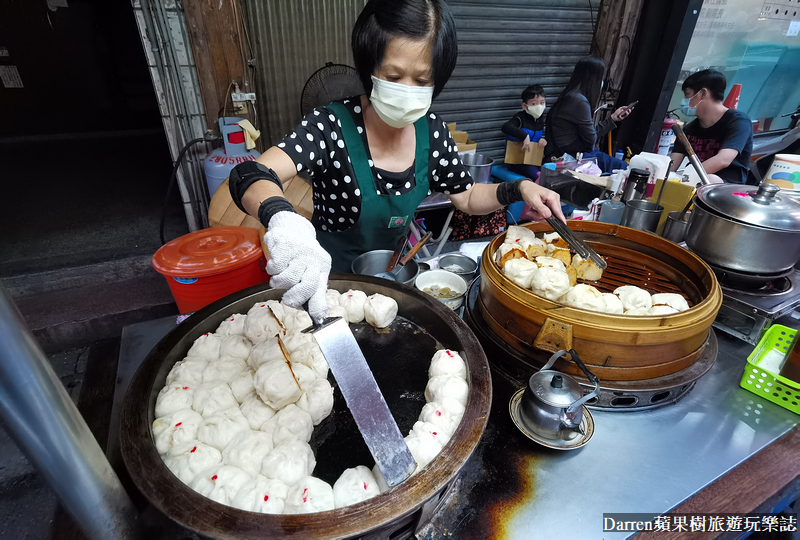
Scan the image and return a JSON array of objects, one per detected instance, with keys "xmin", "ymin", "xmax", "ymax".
[{"xmin": 479, "ymin": 221, "xmax": 722, "ymax": 381}]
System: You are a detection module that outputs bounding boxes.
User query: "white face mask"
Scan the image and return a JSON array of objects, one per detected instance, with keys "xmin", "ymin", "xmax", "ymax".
[
  {"xmin": 370, "ymin": 75, "xmax": 434, "ymax": 128},
  {"xmin": 526, "ymin": 104, "xmax": 545, "ymax": 119}
]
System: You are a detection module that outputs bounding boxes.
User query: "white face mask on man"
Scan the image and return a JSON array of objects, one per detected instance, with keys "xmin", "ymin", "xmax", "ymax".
[
  {"xmin": 369, "ymin": 75, "xmax": 434, "ymax": 128},
  {"xmin": 680, "ymin": 90, "xmax": 704, "ymax": 117},
  {"xmin": 525, "ymin": 104, "xmax": 545, "ymax": 119}
]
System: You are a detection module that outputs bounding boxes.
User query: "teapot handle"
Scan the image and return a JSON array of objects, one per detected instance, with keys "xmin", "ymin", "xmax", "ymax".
[{"xmin": 566, "ymin": 349, "xmax": 601, "ymax": 415}]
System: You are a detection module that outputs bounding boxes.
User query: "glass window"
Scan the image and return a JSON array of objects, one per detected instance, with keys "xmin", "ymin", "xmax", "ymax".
[{"xmin": 667, "ymin": 0, "xmax": 800, "ymax": 133}]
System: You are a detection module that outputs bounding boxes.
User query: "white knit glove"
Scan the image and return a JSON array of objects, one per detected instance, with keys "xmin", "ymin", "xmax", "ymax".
[{"xmin": 264, "ymin": 211, "xmax": 332, "ymax": 321}]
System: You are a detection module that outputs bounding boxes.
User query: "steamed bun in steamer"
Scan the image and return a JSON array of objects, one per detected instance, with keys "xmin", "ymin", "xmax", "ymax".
[
  {"xmin": 239, "ymin": 393, "xmax": 277, "ymax": 430},
  {"xmin": 530, "ymin": 267, "xmax": 572, "ymax": 301},
  {"xmin": 289, "ymin": 342, "xmax": 329, "ymax": 380},
  {"xmin": 429, "ymin": 349, "xmax": 467, "ymax": 379},
  {"xmin": 245, "ymin": 301, "xmax": 286, "ymax": 343},
  {"xmin": 296, "ymin": 378, "xmax": 334, "ymax": 425},
  {"xmin": 166, "ymin": 358, "xmax": 208, "ymax": 386},
  {"xmin": 201, "ymin": 356, "xmax": 246, "ymax": 384},
  {"xmin": 363, "ymin": 293, "xmax": 398, "ymax": 328},
  {"xmin": 247, "ymin": 337, "xmax": 285, "ymax": 370},
  {"xmin": 535, "ymin": 256, "xmax": 566, "ymax": 272},
  {"xmin": 327, "ymin": 304, "xmax": 349, "ymax": 321},
  {"xmin": 152, "ymin": 408, "xmax": 204, "ymax": 455},
  {"xmin": 333, "ymin": 466, "xmax": 381, "ymax": 509},
  {"xmin": 155, "ymin": 383, "xmax": 196, "ymax": 418},
  {"xmin": 229, "ymin": 369, "xmax": 255, "ymax": 403},
  {"xmin": 494, "ymin": 243, "xmax": 525, "ymax": 268},
  {"xmin": 339, "ymin": 289, "xmax": 368, "ymax": 323},
  {"xmin": 325, "ymin": 288, "xmax": 342, "ymax": 308},
  {"xmin": 190, "ymin": 464, "xmax": 252, "ymax": 505},
  {"xmin": 253, "ymin": 359, "xmax": 303, "ymax": 409},
  {"xmin": 230, "ymin": 475, "xmax": 289, "ymax": 514},
  {"xmin": 222, "ymin": 430, "xmax": 274, "ymax": 477},
  {"xmin": 602, "ymin": 293, "xmax": 624, "ymax": 315},
  {"xmin": 192, "ymin": 380, "xmax": 238, "ymax": 417},
  {"xmin": 648, "ymin": 305, "xmax": 680, "ymax": 316},
  {"xmin": 162, "ymin": 440, "xmax": 222, "ymax": 485},
  {"xmin": 651, "ymin": 293, "xmax": 690, "ymax": 312},
  {"xmin": 280, "ymin": 305, "xmax": 313, "ymax": 333},
  {"xmin": 425, "ymin": 376, "xmax": 469, "ymax": 407},
  {"xmin": 502, "ymin": 258, "xmax": 539, "ymax": 289},
  {"xmin": 187, "ymin": 333, "xmax": 223, "ymax": 361},
  {"xmin": 215, "ymin": 313, "xmax": 247, "ymax": 336},
  {"xmin": 505, "ymin": 225, "xmax": 538, "ymax": 245},
  {"xmin": 614, "ymin": 285, "xmax": 653, "ymax": 313},
  {"xmin": 218, "ymin": 334, "xmax": 252, "ymax": 360},
  {"xmin": 409, "ymin": 420, "xmax": 451, "ymax": 446},
  {"xmin": 284, "ymin": 476, "xmax": 335, "ymax": 514},
  {"xmin": 281, "ymin": 332, "xmax": 315, "ymax": 354},
  {"xmin": 260, "ymin": 404, "xmax": 314, "ymax": 446},
  {"xmin": 261, "ymin": 439, "xmax": 316, "ymax": 486},
  {"xmin": 559, "ymin": 284, "xmax": 606, "ymax": 313},
  {"xmin": 419, "ymin": 402, "xmax": 461, "ymax": 437},
  {"xmin": 196, "ymin": 406, "xmax": 250, "ymax": 450},
  {"xmin": 405, "ymin": 434, "xmax": 443, "ymax": 474}
]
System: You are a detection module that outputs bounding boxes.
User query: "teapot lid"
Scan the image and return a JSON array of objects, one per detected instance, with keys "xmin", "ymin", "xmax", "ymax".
[{"xmin": 529, "ymin": 370, "xmax": 584, "ymax": 407}]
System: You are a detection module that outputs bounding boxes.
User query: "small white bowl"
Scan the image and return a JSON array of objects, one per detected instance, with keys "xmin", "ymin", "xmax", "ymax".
[{"xmin": 415, "ymin": 269, "xmax": 468, "ymax": 310}]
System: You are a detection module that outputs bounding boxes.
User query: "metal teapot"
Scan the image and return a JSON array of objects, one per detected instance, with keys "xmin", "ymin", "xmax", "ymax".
[{"xmin": 519, "ymin": 349, "xmax": 600, "ymax": 441}]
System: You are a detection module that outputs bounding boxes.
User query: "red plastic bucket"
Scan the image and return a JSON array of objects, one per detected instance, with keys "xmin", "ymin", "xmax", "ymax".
[{"xmin": 153, "ymin": 227, "xmax": 268, "ymax": 313}]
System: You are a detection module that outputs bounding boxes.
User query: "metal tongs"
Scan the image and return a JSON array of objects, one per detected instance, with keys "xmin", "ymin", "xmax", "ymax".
[{"xmin": 544, "ymin": 217, "xmax": 607, "ymax": 270}]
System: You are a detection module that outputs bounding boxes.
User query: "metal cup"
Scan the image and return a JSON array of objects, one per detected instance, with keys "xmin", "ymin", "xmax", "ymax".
[
  {"xmin": 620, "ymin": 200, "xmax": 664, "ymax": 233},
  {"xmin": 662, "ymin": 211, "xmax": 691, "ymax": 243}
]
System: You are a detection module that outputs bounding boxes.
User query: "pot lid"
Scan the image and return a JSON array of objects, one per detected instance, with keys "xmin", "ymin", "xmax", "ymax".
[
  {"xmin": 696, "ymin": 183, "xmax": 800, "ymax": 232},
  {"xmin": 529, "ymin": 370, "xmax": 583, "ymax": 407},
  {"xmin": 152, "ymin": 226, "xmax": 264, "ymax": 277}
]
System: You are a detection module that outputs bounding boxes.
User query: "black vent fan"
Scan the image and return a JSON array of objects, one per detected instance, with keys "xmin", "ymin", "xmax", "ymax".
[{"xmin": 300, "ymin": 63, "xmax": 364, "ymax": 116}]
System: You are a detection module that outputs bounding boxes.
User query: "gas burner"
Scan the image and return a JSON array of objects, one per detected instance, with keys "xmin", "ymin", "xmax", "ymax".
[{"xmin": 709, "ymin": 263, "xmax": 795, "ymax": 296}]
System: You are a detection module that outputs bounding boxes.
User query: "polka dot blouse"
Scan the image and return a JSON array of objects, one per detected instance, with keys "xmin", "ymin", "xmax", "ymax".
[{"xmin": 277, "ymin": 97, "xmax": 474, "ymax": 232}]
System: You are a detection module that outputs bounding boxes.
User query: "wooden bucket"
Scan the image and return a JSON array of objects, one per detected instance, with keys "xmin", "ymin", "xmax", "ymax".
[{"xmin": 479, "ymin": 221, "xmax": 722, "ymax": 381}]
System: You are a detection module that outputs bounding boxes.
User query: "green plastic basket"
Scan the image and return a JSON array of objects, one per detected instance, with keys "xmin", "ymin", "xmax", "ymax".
[{"xmin": 740, "ymin": 324, "xmax": 800, "ymax": 416}]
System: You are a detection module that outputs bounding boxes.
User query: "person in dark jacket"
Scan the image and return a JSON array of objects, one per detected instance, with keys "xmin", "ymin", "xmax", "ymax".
[
  {"xmin": 502, "ymin": 84, "xmax": 547, "ymax": 179},
  {"xmin": 545, "ymin": 56, "xmax": 630, "ymax": 173}
]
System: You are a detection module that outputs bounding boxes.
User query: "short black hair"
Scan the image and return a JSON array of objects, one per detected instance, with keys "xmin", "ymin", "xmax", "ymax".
[
  {"xmin": 351, "ymin": 0, "xmax": 458, "ymax": 98},
  {"xmin": 682, "ymin": 69, "xmax": 726, "ymax": 102},
  {"xmin": 522, "ymin": 84, "xmax": 545, "ymax": 102}
]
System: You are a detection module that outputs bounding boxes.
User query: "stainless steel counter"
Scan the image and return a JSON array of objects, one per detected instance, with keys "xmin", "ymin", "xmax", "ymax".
[
  {"xmin": 420, "ymin": 330, "xmax": 799, "ymax": 539},
  {"xmin": 111, "ymin": 317, "xmax": 798, "ymax": 540}
]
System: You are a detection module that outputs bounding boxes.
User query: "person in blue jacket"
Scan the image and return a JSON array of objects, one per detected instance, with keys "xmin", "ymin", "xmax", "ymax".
[{"xmin": 502, "ymin": 84, "xmax": 548, "ymax": 179}]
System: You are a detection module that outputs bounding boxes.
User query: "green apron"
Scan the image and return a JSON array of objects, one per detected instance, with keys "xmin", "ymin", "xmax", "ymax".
[{"xmin": 318, "ymin": 102, "xmax": 430, "ymax": 274}]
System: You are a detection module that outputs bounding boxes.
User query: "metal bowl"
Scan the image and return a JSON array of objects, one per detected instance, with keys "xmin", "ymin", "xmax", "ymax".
[
  {"xmin": 460, "ymin": 153, "xmax": 494, "ymax": 184},
  {"xmin": 120, "ymin": 275, "xmax": 491, "ymax": 539},
  {"xmin": 352, "ymin": 250, "xmax": 419, "ymax": 285},
  {"xmin": 438, "ymin": 254, "xmax": 478, "ymax": 282}
]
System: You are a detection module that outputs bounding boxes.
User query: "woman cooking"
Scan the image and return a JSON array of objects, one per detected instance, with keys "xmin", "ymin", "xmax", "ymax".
[{"xmin": 229, "ymin": 0, "xmax": 565, "ymax": 320}]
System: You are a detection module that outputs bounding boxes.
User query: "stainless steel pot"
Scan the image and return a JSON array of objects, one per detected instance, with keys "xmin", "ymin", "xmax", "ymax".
[{"xmin": 685, "ymin": 183, "xmax": 800, "ymax": 274}]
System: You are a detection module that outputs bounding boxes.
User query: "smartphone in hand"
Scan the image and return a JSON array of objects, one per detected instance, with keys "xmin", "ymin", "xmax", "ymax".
[{"xmin": 626, "ymin": 100, "xmax": 639, "ymax": 111}]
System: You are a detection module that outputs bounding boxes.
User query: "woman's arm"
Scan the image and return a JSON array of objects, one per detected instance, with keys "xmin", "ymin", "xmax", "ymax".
[
  {"xmin": 447, "ymin": 181, "xmax": 565, "ymax": 222},
  {"xmin": 240, "ymin": 147, "xmax": 298, "ymax": 216}
]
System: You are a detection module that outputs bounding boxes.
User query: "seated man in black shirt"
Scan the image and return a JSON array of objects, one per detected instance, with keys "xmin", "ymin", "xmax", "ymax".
[
  {"xmin": 501, "ymin": 84, "xmax": 547, "ymax": 179},
  {"xmin": 669, "ymin": 69, "xmax": 753, "ymax": 184}
]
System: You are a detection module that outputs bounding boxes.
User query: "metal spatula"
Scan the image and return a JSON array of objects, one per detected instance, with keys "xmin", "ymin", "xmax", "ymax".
[{"xmin": 303, "ymin": 308, "xmax": 416, "ymax": 487}]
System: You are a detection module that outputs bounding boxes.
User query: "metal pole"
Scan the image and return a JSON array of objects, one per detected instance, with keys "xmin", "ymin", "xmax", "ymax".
[{"xmin": 0, "ymin": 285, "xmax": 140, "ymax": 539}]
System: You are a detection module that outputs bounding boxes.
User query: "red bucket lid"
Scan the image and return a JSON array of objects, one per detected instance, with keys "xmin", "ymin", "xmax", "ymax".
[{"xmin": 153, "ymin": 227, "xmax": 264, "ymax": 278}]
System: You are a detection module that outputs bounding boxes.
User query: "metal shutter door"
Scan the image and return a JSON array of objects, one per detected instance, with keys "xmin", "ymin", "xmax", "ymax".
[{"xmin": 433, "ymin": 0, "xmax": 600, "ymax": 160}]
